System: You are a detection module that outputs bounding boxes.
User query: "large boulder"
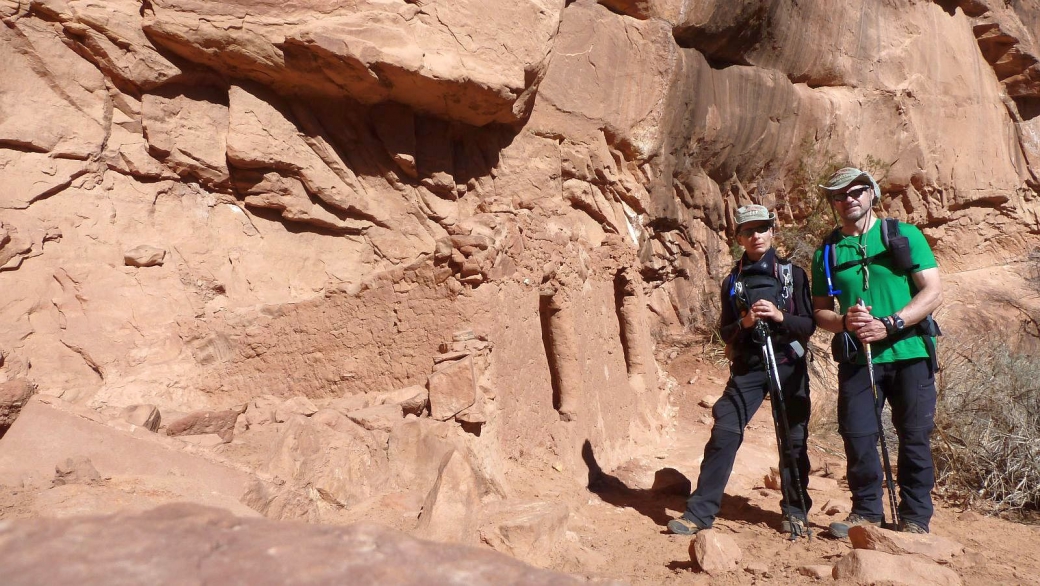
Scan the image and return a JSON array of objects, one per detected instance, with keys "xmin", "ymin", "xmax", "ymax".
[{"xmin": 0, "ymin": 503, "xmax": 620, "ymax": 585}]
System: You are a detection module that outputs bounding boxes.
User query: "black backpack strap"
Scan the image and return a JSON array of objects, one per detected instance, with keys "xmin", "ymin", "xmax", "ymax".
[
  {"xmin": 881, "ymin": 217, "xmax": 895, "ymax": 248},
  {"xmin": 777, "ymin": 260, "xmax": 794, "ymax": 311}
]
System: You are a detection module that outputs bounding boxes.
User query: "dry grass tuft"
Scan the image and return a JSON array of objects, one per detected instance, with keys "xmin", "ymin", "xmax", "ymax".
[{"xmin": 932, "ymin": 335, "xmax": 1040, "ymax": 512}]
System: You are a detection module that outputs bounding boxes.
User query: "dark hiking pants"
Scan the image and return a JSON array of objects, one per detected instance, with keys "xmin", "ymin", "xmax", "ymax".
[
  {"xmin": 682, "ymin": 357, "xmax": 811, "ymax": 528},
  {"xmin": 837, "ymin": 358, "xmax": 936, "ymax": 530}
]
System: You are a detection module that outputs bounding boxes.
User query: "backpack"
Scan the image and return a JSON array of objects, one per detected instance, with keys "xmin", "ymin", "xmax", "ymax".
[
  {"xmin": 726, "ymin": 259, "xmax": 793, "ymax": 316},
  {"xmin": 819, "ymin": 217, "xmax": 942, "ymax": 370},
  {"xmin": 821, "ymin": 218, "xmax": 916, "ymax": 296},
  {"xmin": 724, "ymin": 257, "xmax": 803, "ymax": 364}
]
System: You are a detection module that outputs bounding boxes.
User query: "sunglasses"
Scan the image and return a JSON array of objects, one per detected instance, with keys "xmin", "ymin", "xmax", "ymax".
[
  {"xmin": 830, "ymin": 185, "xmax": 872, "ymax": 202},
  {"xmin": 737, "ymin": 224, "xmax": 772, "ymax": 238}
]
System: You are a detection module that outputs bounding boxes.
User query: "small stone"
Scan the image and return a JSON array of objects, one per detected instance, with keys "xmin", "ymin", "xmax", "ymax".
[
  {"xmin": 452, "ymin": 329, "xmax": 476, "ymax": 342},
  {"xmin": 120, "ymin": 404, "xmax": 161, "ymax": 432},
  {"xmin": 53, "ymin": 455, "xmax": 101, "ymax": 487},
  {"xmin": 124, "ymin": 245, "xmax": 166, "ymax": 267},
  {"xmin": 691, "ymin": 529, "xmax": 742, "ymax": 575},
  {"xmin": 744, "ymin": 561, "xmax": 770, "ymax": 576},
  {"xmin": 763, "ymin": 467, "xmax": 782, "ymax": 490},
  {"xmin": 822, "ymin": 499, "xmax": 851, "ymax": 516},
  {"xmin": 796, "ymin": 565, "xmax": 832, "ymax": 579},
  {"xmin": 698, "ymin": 395, "xmax": 719, "ymax": 408}
]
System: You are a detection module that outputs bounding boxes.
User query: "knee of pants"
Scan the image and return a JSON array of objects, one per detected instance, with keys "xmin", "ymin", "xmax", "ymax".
[
  {"xmin": 786, "ymin": 424, "xmax": 808, "ymax": 448},
  {"xmin": 711, "ymin": 397, "xmax": 748, "ymax": 435},
  {"xmin": 838, "ymin": 408, "xmax": 880, "ymax": 438},
  {"xmin": 898, "ymin": 424, "xmax": 934, "ymax": 445}
]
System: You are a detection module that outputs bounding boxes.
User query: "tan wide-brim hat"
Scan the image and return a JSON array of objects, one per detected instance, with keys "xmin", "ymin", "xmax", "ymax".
[
  {"xmin": 734, "ymin": 204, "xmax": 776, "ymax": 228},
  {"xmin": 819, "ymin": 166, "xmax": 880, "ymax": 198}
]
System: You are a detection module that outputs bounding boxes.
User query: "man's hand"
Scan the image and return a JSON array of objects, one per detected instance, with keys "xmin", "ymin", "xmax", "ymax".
[
  {"xmin": 749, "ymin": 300, "xmax": 784, "ymax": 324},
  {"xmin": 847, "ymin": 302, "xmax": 886, "ymax": 343}
]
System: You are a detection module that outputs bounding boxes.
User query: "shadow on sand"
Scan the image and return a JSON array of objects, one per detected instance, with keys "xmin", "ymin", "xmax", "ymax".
[{"xmin": 582, "ymin": 439, "xmax": 807, "ymax": 534}]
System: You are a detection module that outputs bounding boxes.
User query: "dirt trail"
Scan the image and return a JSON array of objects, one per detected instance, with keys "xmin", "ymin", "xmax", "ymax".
[{"xmin": 547, "ymin": 347, "xmax": 1040, "ymax": 585}]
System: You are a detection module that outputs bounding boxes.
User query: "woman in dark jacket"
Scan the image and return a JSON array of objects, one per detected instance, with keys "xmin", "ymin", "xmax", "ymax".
[{"xmin": 668, "ymin": 204, "xmax": 816, "ymax": 537}]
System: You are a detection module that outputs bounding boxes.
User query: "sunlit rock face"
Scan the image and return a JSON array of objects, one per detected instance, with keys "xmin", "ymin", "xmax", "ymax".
[{"xmin": 0, "ymin": 0, "xmax": 1038, "ymax": 539}]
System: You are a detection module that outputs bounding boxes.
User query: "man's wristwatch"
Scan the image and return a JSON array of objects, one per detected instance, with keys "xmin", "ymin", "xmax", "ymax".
[{"xmin": 879, "ymin": 314, "xmax": 906, "ymax": 337}]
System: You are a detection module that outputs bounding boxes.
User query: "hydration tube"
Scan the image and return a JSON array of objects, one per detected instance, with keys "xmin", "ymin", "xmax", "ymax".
[{"xmin": 824, "ymin": 244, "xmax": 841, "ymax": 296}]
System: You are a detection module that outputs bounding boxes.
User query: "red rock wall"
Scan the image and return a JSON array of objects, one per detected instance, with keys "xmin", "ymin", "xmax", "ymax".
[{"xmin": 1, "ymin": 0, "xmax": 1039, "ymax": 486}]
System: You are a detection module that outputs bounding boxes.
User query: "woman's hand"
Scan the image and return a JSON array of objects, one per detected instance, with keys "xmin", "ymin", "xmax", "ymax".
[{"xmin": 750, "ymin": 300, "xmax": 784, "ymax": 324}]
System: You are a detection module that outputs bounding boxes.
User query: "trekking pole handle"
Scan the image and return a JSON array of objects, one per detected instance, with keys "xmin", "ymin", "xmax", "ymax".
[{"xmin": 857, "ymin": 298, "xmax": 872, "ymax": 355}]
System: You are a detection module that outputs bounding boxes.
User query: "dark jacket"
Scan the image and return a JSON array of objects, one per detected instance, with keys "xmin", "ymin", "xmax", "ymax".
[{"xmin": 719, "ymin": 248, "xmax": 815, "ymax": 370}]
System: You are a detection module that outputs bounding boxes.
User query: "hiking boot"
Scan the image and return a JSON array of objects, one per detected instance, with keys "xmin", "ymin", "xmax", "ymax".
[
  {"xmin": 667, "ymin": 517, "xmax": 706, "ymax": 536},
  {"xmin": 900, "ymin": 520, "xmax": 929, "ymax": 534},
  {"xmin": 828, "ymin": 514, "xmax": 882, "ymax": 539},
  {"xmin": 781, "ymin": 517, "xmax": 808, "ymax": 537}
]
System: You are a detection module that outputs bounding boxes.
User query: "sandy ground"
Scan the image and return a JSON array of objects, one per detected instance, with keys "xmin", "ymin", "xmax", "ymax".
[
  {"xmin": 540, "ymin": 343, "xmax": 1040, "ymax": 585},
  {"xmin": 2, "ymin": 341, "xmax": 1039, "ymax": 585}
]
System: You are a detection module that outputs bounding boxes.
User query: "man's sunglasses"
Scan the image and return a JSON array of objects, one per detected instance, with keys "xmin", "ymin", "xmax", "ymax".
[
  {"xmin": 737, "ymin": 224, "xmax": 772, "ymax": 238},
  {"xmin": 830, "ymin": 185, "xmax": 872, "ymax": 202}
]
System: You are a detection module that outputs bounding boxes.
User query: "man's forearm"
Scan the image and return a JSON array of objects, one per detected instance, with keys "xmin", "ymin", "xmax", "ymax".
[
  {"xmin": 813, "ymin": 296, "xmax": 845, "ymax": 334},
  {"xmin": 896, "ymin": 268, "xmax": 943, "ymax": 327}
]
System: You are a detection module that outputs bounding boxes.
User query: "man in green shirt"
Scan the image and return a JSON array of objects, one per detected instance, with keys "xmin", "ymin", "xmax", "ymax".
[{"xmin": 811, "ymin": 167, "xmax": 943, "ymax": 537}]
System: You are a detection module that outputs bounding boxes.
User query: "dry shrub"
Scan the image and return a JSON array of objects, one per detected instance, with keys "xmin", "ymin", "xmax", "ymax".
[
  {"xmin": 807, "ymin": 335, "xmax": 839, "ymax": 436},
  {"xmin": 933, "ymin": 335, "xmax": 1040, "ymax": 512}
]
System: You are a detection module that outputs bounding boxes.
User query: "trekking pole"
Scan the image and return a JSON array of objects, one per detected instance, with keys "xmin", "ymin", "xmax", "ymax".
[
  {"xmin": 858, "ymin": 298, "xmax": 901, "ymax": 529},
  {"xmin": 755, "ymin": 321, "xmax": 812, "ymax": 540}
]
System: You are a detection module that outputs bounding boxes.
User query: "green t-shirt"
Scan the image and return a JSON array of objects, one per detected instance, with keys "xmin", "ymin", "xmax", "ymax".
[{"xmin": 811, "ymin": 219, "xmax": 937, "ymax": 364}]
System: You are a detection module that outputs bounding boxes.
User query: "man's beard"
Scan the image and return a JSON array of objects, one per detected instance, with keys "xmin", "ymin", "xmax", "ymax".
[{"xmin": 842, "ymin": 205, "xmax": 870, "ymax": 223}]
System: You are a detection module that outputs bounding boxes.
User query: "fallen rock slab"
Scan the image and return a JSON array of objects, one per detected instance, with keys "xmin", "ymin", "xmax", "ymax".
[
  {"xmin": 479, "ymin": 499, "xmax": 570, "ymax": 567},
  {"xmin": 832, "ymin": 549, "xmax": 963, "ymax": 586},
  {"xmin": 427, "ymin": 355, "xmax": 477, "ymax": 421},
  {"xmin": 0, "ymin": 503, "xmax": 617, "ymax": 585},
  {"xmin": 264, "ymin": 415, "xmax": 389, "ymax": 512},
  {"xmin": 0, "ymin": 397, "xmax": 250, "ymax": 501},
  {"xmin": 416, "ymin": 449, "xmax": 482, "ymax": 545},
  {"xmin": 166, "ymin": 409, "xmax": 240, "ymax": 443},
  {"xmin": 275, "ymin": 395, "xmax": 319, "ymax": 422},
  {"xmin": 691, "ymin": 529, "xmax": 742, "ymax": 575},
  {"xmin": 0, "ymin": 378, "xmax": 35, "ymax": 435},
  {"xmin": 849, "ymin": 524, "xmax": 965, "ymax": 564},
  {"xmin": 346, "ymin": 403, "xmax": 404, "ymax": 432}
]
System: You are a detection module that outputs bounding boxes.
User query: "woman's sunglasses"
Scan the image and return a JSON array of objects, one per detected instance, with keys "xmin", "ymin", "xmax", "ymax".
[{"xmin": 737, "ymin": 224, "xmax": 772, "ymax": 238}]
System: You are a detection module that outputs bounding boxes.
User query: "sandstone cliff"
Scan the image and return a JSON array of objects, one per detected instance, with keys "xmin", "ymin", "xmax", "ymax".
[{"xmin": 1, "ymin": 0, "xmax": 1039, "ymax": 561}]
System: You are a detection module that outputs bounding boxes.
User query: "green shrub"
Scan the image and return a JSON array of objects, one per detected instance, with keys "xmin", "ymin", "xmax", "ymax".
[{"xmin": 772, "ymin": 140, "xmax": 844, "ymax": 269}]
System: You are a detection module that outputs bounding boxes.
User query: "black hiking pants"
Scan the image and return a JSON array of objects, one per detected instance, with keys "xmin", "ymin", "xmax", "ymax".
[
  {"xmin": 681, "ymin": 357, "xmax": 812, "ymax": 529},
  {"xmin": 837, "ymin": 358, "xmax": 936, "ymax": 529}
]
